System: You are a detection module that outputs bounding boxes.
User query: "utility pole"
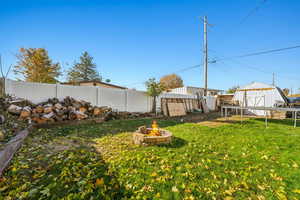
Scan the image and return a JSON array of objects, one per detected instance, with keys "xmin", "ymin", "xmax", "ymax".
[
  {"xmin": 203, "ymin": 16, "xmax": 208, "ymax": 96},
  {"xmin": 272, "ymin": 72, "xmax": 275, "ymax": 86}
]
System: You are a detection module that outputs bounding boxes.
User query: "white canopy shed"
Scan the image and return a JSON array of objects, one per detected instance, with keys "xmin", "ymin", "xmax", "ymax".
[{"xmin": 233, "ymin": 82, "xmax": 287, "ymax": 115}]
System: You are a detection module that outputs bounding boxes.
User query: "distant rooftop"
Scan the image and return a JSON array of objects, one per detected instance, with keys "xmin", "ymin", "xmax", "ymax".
[
  {"xmin": 62, "ymin": 80, "xmax": 127, "ymax": 89},
  {"xmin": 171, "ymin": 86, "xmax": 223, "ymax": 91}
]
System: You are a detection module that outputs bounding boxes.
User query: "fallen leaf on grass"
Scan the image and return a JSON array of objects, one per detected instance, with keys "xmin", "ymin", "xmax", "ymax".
[
  {"xmin": 292, "ymin": 162, "xmax": 299, "ymax": 168},
  {"xmin": 293, "ymin": 189, "xmax": 300, "ymax": 194},
  {"xmin": 150, "ymin": 172, "xmax": 157, "ymax": 177},
  {"xmin": 172, "ymin": 186, "xmax": 179, "ymax": 192},
  {"xmin": 95, "ymin": 178, "xmax": 104, "ymax": 186}
]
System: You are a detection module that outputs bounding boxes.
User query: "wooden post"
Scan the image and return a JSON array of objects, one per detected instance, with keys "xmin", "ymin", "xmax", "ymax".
[
  {"xmin": 294, "ymin": 111, "xmax": 297, "ymax": 128},
  {"xmin": 221, "ymin": 106, "xmax": 223, "ymax": 117},
  {"xmin": 241, "ymin": 107, "xmax": 243, "ymax": 124},
  {"xmin": 0, "ymin": 78, "xmax": 5, "ymax": 97},
  {"xmin": 264, "ymin": 95, "xmax": 267, "ymax": 128}
]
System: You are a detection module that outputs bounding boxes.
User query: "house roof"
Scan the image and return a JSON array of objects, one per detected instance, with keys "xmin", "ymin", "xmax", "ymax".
[
  {"xmin": 238, "ymin": 82, "xmax": 275, "ymax": 90},
  {"xmin": 62, "ymin": 80, "xmax": 127, "ymax": 89}
]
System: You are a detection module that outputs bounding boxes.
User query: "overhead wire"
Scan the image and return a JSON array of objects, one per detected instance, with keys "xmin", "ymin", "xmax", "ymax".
[
  {"xmin": 214, "ymin": 45, "xmax": 300, "ymax": 62},
  {"xmin": 125, "ymin": 44, "xmax": 300, "ymax": 87},
  {"xmin": 206, "ymin": 48, "xmax": 300, "ymax": 83},
  {"xmin": 238, "ymin": 0, "xmax": 268, "ymax": 25},
  {"xmin": 124, "ymin": 63, "xmax": 203, "ymax": 87}
]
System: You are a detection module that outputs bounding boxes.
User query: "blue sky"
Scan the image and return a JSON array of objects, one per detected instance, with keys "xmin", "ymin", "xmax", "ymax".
[{"xmin": 1, "ymin": 0, "xmax": 299, "ymax": 92}]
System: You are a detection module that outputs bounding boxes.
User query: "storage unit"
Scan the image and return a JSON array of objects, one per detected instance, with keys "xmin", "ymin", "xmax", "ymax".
[{"xmin": 233, "ymin": 82, "xmax": 288, "ymax": 116}]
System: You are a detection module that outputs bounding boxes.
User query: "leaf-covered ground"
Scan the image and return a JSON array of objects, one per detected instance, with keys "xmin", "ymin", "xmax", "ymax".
[{"xmin": 1, "ymin": 117, "xmax": 300, "ymax": 199}]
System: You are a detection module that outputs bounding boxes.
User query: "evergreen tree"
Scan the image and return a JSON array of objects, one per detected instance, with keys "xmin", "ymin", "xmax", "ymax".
[
  {"xmin": 67, "ymin": 51, "xmax": 101, "ymax": 82},
  {"xmin": 13, "ymin": 48, "xmax": 61, "ymax": 83}
]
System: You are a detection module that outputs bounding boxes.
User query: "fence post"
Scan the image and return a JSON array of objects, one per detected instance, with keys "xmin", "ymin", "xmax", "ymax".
[
  {"xmin": 96, "ymin": 87, "xmax": 99, "ymax": 106},
  {"xmin": 147, "ymin": 95, "xmax": 151, "ymax": 112},
  {"xmin": 55, "ymin": 83, "xmax": 58, "ymax": 98},
  {"xmin": 125, "ymin": 90, "xmax": 128, "ymax": 112}
]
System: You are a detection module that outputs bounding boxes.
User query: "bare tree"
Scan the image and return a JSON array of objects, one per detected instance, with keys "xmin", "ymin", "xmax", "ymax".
[{"xmin": 0, "ymin": 55, "xmax": 12, "ymax": 97}]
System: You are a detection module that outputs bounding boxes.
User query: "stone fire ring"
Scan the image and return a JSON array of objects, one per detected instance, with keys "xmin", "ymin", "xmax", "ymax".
[{"xmin": 133, "ymin": 128, "xmax": 172, "ymax": 146}]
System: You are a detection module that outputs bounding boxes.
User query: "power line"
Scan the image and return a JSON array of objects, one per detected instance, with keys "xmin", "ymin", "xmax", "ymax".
[
  {"xmin": 125, "ymin": 44, "xmax": 300, "ymax": 87},
  {"xmin": 214, "ymin": 0, "xmax": 268, "ymax": 47},
  {"xmin": 213, "ymin": 45, "xmax": 300, "ymax": 62},
  {"xmin": 238, "ymin": 0, "xmax": 267, "ymax": 25},
  {"xmin": 124, "ymin": 64, "xmax": 203, "ymax": 87},
  {"xmin": 175, "ymin": 64, "xmax": 202, "ymax": 73},
  {"xmin": 223, "ymin": 59, "xmax": 300, "ymax": 82},
  {"xmin": 207, "ymin": 49, "xmax": 300, "ymax": 82}
]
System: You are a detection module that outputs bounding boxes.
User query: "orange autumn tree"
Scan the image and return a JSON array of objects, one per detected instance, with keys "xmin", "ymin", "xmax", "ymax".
[
  {"xmin": 14, "ymin": 48, "xmax": 61, "ymax": 83},
  {"xmin": 160, "ymin": 74, "xmax": 183, "ymax": 90}
]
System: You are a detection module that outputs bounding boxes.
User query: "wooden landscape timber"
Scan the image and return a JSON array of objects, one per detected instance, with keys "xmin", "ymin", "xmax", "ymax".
[{"xmin": 0, "ymin": 127, "xmax": 32, "ymax": 176}]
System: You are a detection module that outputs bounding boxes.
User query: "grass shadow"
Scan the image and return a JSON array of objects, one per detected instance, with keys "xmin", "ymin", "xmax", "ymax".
[
  {"xmin": 252, "ymin": 118, "xmax": 297, "ymax": 127},
  {"xmin": 156, "ymin": 136, "xmax": 187, "ymax": 148}
]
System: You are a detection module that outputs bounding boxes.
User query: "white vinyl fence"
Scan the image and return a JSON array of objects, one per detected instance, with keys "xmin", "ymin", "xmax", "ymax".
[
  {"xmin": 5, "ymin": 79, "xmax": 217, "ymax": 113},
  {"xmin": 204, "ymin": 96, "xmax": 217, "ymax": 111},
  {"xmin": 5, "ymin": 79, "xmax": 152, "ymax": 113}
]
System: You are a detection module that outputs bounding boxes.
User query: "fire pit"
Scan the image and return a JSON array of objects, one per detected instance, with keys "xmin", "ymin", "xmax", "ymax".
[{"xmin": 133, "ymin": 120, "xmax": 172, "ymax": 145}]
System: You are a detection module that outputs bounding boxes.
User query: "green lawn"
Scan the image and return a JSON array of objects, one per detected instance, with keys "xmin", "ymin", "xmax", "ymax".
[{"xmin": 1, "ymin": 117, "xmax": 300, "ymax": 199}]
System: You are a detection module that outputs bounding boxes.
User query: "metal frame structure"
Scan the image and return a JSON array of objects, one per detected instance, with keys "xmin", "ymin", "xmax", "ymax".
[{"xmin": 221, "ymin": 105, "xmax": 300, "ymax": 128}]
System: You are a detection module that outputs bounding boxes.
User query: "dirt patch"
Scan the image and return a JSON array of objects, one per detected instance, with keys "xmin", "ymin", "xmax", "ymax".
[
  {"xmin": 198, "ymin": 115, "xmax": 252, "ymax": 127},
  {"xmin": 44, "ymin": 138, "xmax": 82, "ymax": 153},
  {"xmin": 163, "ymin": 112, "xmax": 221, "ymax": 123}
]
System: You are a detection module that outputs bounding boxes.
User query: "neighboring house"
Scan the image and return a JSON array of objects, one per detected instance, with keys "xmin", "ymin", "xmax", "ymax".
[
  {"xmin": 62, "ymin": 80, "xmax": 127, "ymax": 90},
  {"xmin": 168, "ymin": 86, "xmax": 223, "ymax": 96},
  {"xmin": 233, "ymin": 82, "xmax": 288, "ymax": 116}
]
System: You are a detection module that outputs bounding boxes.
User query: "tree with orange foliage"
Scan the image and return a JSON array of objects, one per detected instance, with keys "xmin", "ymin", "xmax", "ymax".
[
  {"xmin": 13, "ymin": 48, "xmax": 61, "ymax": 83},
  {"xmin": 159, "ymin": 74, "xmax": 183, "ymax": 90}
]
